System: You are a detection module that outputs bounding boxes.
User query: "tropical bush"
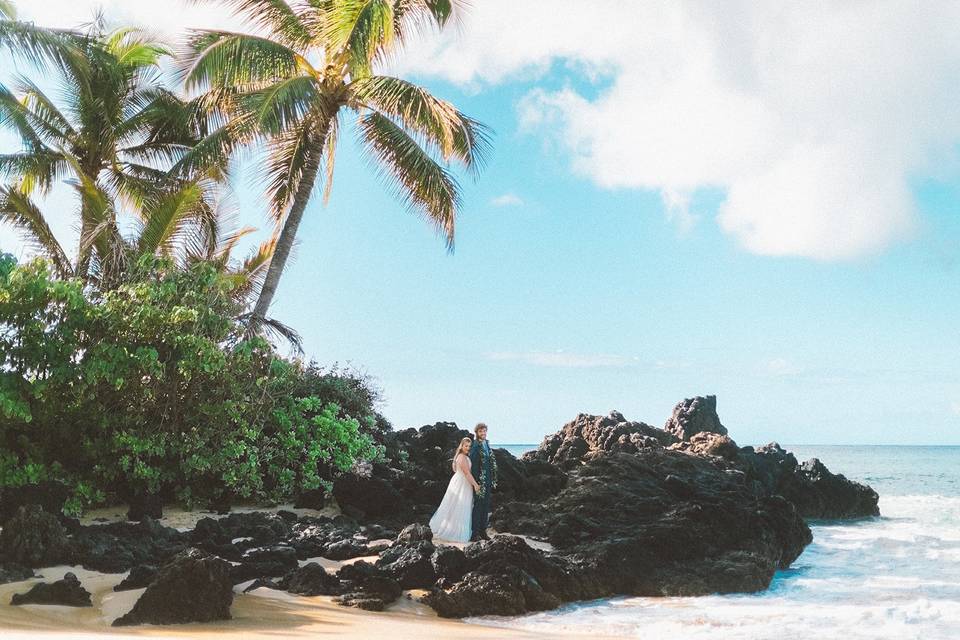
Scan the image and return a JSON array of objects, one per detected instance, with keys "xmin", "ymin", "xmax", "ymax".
[{"xmin": 0, "ymin": 254, "xmax": 383, "ymax": 513}]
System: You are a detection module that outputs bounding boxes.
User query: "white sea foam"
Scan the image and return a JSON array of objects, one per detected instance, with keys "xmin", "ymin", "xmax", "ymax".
[{"xmin": 470, "ymin": 447, "xmax": 960, "ymax": 640}]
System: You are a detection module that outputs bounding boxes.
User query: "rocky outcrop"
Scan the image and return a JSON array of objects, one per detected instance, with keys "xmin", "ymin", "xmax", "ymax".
[
  {"xmin": 10, "ymin": 572, "xmax": 92, "ymax": 606},
  {"xmin": 71, "ymin": 516, "xmax": 186, "ymax": 573},
  {"xmin": 664, "ymin": 395, "xmax": 728, "ymax": 441},
  {"xmin": 334, "ymin": 561, "xmax": 402, "ymax": 610},
  {"xmin": 230, "ymin": 545, "xmax": 299, "ymax": 584},
  {"xmin": 279, "ymin": 562, "xmax": 342, "ymax": 595},
  {"xmin": 421, "ymin": 535, "xmax": 601, "ymax": 618},
  {"xmin": 525, "ymin": 411, "xmax": 678, "ymax": 468},
  {"xmin": 113, "ymin": 549, "xmax": 233, "ymax": 626},
  {"xmin": 0, "ymin": 505, "xmax": 72, "ymax": 567},
  {"xmin": 490, "ymin": 451, "xmax": 810, "ymax": 601},
  {"xmin": 376, "ymin": 541, "xmax": 437, "ymax": 588},
  {"xmin": 742, "ymin": 444, "xmax": 879, "ymax": 519}
]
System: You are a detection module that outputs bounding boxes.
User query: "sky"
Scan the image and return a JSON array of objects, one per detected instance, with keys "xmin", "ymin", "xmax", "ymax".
[{"xmin": 2, "ymin": 1, "xmax": 960, "ymax": 445}]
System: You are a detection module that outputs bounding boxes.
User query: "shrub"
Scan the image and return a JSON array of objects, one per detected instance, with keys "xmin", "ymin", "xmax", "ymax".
[{"xmin": 0, "ymin": 256, "xmax": 383, "ymax": 512}]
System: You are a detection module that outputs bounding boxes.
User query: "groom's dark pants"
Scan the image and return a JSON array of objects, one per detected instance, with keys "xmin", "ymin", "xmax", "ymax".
[{"xmin": 472, "ymin": 490, "xmax": 491, "ymax": 537}]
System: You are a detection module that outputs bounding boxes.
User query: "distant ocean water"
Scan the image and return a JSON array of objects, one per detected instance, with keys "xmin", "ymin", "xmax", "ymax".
[{"xmin": 481, "ymin": 445, "xmax": 960, "ymax": 640}]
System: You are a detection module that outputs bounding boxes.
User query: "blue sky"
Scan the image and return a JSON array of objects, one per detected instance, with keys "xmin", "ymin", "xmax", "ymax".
[{"xmin": 3, "ymin": 1, "xmax": 960, "ymax": 445}]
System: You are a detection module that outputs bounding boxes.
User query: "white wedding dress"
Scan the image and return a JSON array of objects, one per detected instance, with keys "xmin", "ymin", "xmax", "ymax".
[{"xmin": 429, "ymin": 453, "xmax": 474, "ymax": 542}]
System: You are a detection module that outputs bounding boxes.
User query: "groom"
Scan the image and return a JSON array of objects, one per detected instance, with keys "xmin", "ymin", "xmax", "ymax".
[{"xmin": 469, "ymin": 422, "xmax": 498, "ymax": 542}]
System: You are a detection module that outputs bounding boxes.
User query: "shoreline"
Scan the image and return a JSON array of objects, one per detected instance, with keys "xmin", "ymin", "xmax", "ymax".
[{"xmin": 0, "ymin": 564, "xmax": 612, "ymax": 640}]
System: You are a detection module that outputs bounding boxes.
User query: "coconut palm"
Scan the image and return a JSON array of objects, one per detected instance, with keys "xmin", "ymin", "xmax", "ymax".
[
  {"xmin": 0, "ymin": 1, "xmax": 15, "ymax": 20},
  {"xmin": 179, "ymin": 0, "xmax": 490, "ymax": 327},
  {"xmin": 0, "ymin": 18, "xmax": 208, "ymax": 280}
]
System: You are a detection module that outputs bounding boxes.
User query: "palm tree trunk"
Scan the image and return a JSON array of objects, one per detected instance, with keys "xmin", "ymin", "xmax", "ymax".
[{"xmin": 250, "ymin": 136, "xmax": 326, "ymax": 325}]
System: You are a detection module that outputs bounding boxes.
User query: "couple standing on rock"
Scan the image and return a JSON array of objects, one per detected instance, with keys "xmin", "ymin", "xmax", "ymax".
[{"xmin": 429, "ymin": 423, "xmax": 498, "ymax": 543}]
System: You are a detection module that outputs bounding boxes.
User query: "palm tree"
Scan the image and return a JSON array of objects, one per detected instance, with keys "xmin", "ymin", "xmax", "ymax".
[
  {"xmin": 179, "ymin": 0, "xmax": 490, "ymax": 327},
  {"xmin": 0, "ymin": 18, "xmax": 208, "ymax": 281},
  {"xmin": 0, "ymin": 1, "xmax": 15, "ymax": 20}
]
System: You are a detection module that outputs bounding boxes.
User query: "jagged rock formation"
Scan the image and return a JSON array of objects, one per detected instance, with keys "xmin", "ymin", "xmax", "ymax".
[{"xmin": 112, "ymin": 549, "xmax": 233, "ymax": 626}]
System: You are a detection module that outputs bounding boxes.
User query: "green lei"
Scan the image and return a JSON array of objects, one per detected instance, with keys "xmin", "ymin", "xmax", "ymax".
[{"xmin": 477, "ymin": 441, "xmax": 498, "ymax": 499}]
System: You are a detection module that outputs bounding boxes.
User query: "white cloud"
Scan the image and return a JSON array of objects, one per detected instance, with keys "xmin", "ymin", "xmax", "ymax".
[
  {"xmin": 487, "ymin": 351, "xmax": 634, "ymax": 369},
  {"xmin": 490, "ymin": 193, "xmax": 523, "ymax": 207},
  {"xmin": 401, "ymin": 0, "xmax": 960, "ymax": 260},
  {"xmin": 761, "ymin": 358, "xmax": 803, "ymax": 377}
]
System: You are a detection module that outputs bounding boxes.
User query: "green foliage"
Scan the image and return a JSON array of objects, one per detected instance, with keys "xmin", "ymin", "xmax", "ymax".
[{"xmin": 0, "ymin": 256, "xmax": 383, "ymax": 511}]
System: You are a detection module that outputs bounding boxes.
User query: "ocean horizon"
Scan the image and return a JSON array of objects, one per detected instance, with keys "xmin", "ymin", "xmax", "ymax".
[{"xmin": 478, "ymin": 444, "xmax": 960, "ymax": 639}]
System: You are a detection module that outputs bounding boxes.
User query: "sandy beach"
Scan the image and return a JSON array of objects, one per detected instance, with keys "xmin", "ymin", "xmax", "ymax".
[
  {"xmin": 0, "ymin": 563, "xmax": 608, "ymax": 640},
  {"xmin": 1, "ymin": 505, "xmax": 587, "ymax": 640}
]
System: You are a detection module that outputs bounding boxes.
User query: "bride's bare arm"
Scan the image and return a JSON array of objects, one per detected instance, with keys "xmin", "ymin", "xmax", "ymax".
[{"xmin": 458, "ymin": 455, "xmax": 481, "ymax": 491}]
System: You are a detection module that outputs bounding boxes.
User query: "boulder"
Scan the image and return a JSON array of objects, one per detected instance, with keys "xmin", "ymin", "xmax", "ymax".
[
  {"xmin": 11, "ymin": 572, "xmax": 92, "ymax": 607},
  {"xmin": 324, "ymin": 539, "xmax": 370, "ymax": 560},
  {"xmin": 114, "ymin": 564, "xmax": 159, "ymax": 591},
  {"xmin": 422, "ymin": 536, "xmax": 594, "ymax": 618},
  {"xmin": 112, "ymin": 549, "xmax": 233, "ymax": 626},
  {"xmin": 0, "ymin": 505, "xmax": 72, "ymax": 567},
  {"xmin": 664, "ymin": 395, "xmax": 727, "ymax": 441},
  {"xmin": 333, "ymin": 563, "xmax": 402, "ymax": 611},
  {"xmin": 397, "ymin": 523, "xmax": 432, "ymax": 544},
  {"xmin": 71, "ymin": 516, "xmax": 185, "ymax": 573},
  {"xmin": 375, "ymin": 541, "xmax": 437, "ymax": 588},
  {"xmin": 230, "ymin": 546, "xmax": 299, "ymax": 584},
  {"xmin": 279, "ymin": 562, "xmax": 342, "ymax": 596}
]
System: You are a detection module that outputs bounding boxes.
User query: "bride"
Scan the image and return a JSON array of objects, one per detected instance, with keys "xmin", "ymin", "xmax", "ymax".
[{"xmin": 429, "ymin": 437, "xmax": 480, "ymax": 542}]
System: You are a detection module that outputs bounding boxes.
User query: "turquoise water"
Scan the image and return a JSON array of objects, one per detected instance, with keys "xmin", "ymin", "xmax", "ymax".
[{"xmin": 481, "ymin": 445, "xmax": 960, "ymax": 640}]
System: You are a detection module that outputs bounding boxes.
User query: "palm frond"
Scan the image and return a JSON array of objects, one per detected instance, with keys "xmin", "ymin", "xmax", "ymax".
[
  {"xmin": 0, "ymin": 19, "xmax": 86, "ymax": 71},
  {"xmin": 351, "ymin": 74, "xmax": 490, "ymax": 171},
  {"xmin": 0, "ymin": 0, "xmax": 16, "ymax": 20},
  {"xmin": 180, "ymin": 30, "xmax": 307, "ymax": 92},
  {"xmin": 190, "ymin": 0, "xmax": 313, "ymax": 48},
  {"xmin": 0, "ymin": 150, "xmax": 68, "ymax": 195},
  {"xmin": 14, "ymin": 75, "xmax": 76, "ymax": 143},
  {"xmin": 0, "ymin": 186, "xmax": 72, "ymax": 276},
  {"xmin": 260, "ymin": 113, "xmax": 324, "ymax": 220},
  {"xmin": 134, "ymin": 182, "xmax": 209, "ymax": 257},
  {"xmin": 323, "ymin": 0, "xmax": 395, "ymax": 79},
  {"xmin": 243, "ymin": 74, "xmax": 321, "ymax": 136},
  {"xmin": 358, "ymin": 111, "xmax": 458, "ymax": 248}
]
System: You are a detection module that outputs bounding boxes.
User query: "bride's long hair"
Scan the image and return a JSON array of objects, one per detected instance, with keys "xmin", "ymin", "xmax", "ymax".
[{"xmin": 451, "ymin": 436, "xmax": 473, "ymax": 471}]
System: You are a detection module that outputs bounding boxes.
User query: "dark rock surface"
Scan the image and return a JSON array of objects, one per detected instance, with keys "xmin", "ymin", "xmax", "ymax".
[
  {"xmin": 333, "ymin": 562, "xmax": 402, "ymax": 610},
  {"xmin": 230, "ymin": 545, "xmax": 299, "ymax": 584},
  {"xmin": 279, "ymin": 562, "xmax": 342, "ymax": 596},
  {"xmin": 376, "ymin": 540, "xmax": 437, "ymax": 588},
  {"xmin": 113, "ymin": 548, "xmax": 233, "ymax": 626},
  {"xmin": 422, "ymin": 536, "xmax": 600, "ymax": 618},
  {"xmin": 0, "ymin": 505, "xmax": 71, "ymax": 567},
  {"xmin": 71, "ymin": 517, "xmax": 186, "ymax": 573},
  {"xmin": 397, "ymin": 523, "xmax": 432, "ymax": 544},
  {"xmin": 114, "ymin": 564, "xmax": 159, "ymax": 591},
  {"xmin": 10, "ymin": 572, "xmax": 92, "ymax": 606}
]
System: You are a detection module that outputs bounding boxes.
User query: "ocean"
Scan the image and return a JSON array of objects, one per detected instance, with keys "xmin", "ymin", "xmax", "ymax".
[{"xmin": 482, "ymin": 445, "xmax": 960, "ymax": 640}]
